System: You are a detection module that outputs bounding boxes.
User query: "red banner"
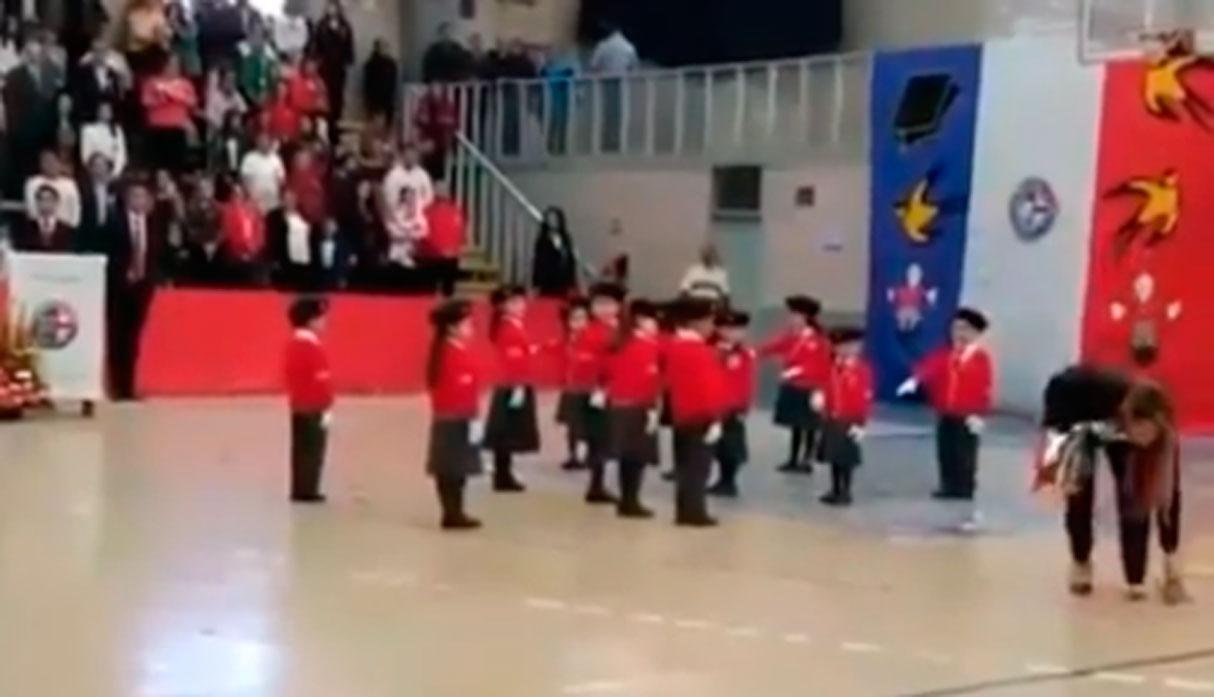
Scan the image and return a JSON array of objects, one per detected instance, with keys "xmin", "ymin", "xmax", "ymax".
[{"xmin": 1083, "ymin": 58, "xmax": 1214, "ymax": 430}]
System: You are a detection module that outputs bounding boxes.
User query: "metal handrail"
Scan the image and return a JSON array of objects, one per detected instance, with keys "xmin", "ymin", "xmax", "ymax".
[{"xmin": 453, "ymin": 132, "xmax": 542, "ymax": 221}]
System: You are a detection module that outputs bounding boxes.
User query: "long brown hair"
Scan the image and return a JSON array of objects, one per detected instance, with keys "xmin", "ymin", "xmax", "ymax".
[{"xmin": 1122, "ymin": 380, "xmax": 1179, "ymax": 514}]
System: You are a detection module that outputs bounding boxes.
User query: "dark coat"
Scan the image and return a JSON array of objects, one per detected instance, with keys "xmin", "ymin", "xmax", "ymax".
[
  {"xmin": 77, "ymin": 179, "xmax": 120, "ymax": 254},
  {"xmin": 13, "ymin": 219, "xmax": 76, "ymax": 252},
  {"xmin": 361, "ymin": 50, "xmax": 398, "ymax": 115},
  {"xmin": 106, "ymin": 208, "xmax": 169, "ymax": 287},
  {"xmin": 531, "ymin": 229, "xmax": 578, "ymax": 296},
  {"xmin": 310, "ymin": 14, "xmax": 354, "ymax": 76}
]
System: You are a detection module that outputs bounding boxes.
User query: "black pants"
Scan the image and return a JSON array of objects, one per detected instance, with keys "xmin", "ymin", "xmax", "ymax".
[
  {"xmin": 321, "ymin": 69, "xmax": 346, "ymax": 131},
  {"xmin": 936, "ymin": 416, "xmax": 979, "ymax": 498},
  {"xmin": 425, "ymin": 258, "xmax": 459, "ymax": 297},
  {"xmin": 106, "ymin": 281, "xmax": 154, "ymax": 400},
  {"xmin": 618, "ymin": 456, "xmax": 646, "ymax": 509},
  {"xmin": 435, "ymin": 475, "xmax": 468, "ymax": 522},
  {"xmin": 1066, "ymin": 443, "xmax": 1182, "ymax": 585},
  {"xmin": 144, "ymin": 127, "xmax": 189, "ymax": 174},
  {"xmin": 290, "ymin": 412, "xmax": 328, "ymax": 498},
  {"xmin": 673, "ymin": 424, "xmax": 712, "ymax": 522}
]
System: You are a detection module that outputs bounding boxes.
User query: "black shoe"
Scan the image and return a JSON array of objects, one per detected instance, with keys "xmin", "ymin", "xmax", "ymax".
[
  {"xmin": 442, "ymin": 516, "xmax": 483, "ymax": 530},
  {"xmin": 661, "ymin": 470, "xmax": 676, "ymax": 481},
  {"xmin": 618, "ymin": 504, "xmax": 654, "ymax": 519},
  {"xmin": 933, "ymin": 490, "xmax": 974, "ymax": 501},
  {"xmin": 820, "ymin": 492, "xmax": 841, "ymax": 506},
  {"xmin": 676, "ymin": 515, "xmax": 718, "ymax": 528},
  {"xmin": 707, "ymin": 482, "xmax": 738, "ymax": 498},
  {"xmin": 776, "ymin": 461, "xmax": 799, "ymax": 473},
  {"xmin": 493, "ymin": 478, "xmax": 527, "ymax": 493},
  {"xmin": 561, "ymin": 459, "xmax": 588, "ymax": 471},
  {"xmin": 796, "ymin": 463, "xmax": 815, "ymax": 475},
  {"xmin": 838, "ymin": 493, "xmax": 853, "ymax": 506},
  {"xmin": 291, "ymin": 493, "xmax": 327, "ymax": 504},
  {"xmin": 585, "ymin": 489, "xmax": 619, "ymax": 504}
]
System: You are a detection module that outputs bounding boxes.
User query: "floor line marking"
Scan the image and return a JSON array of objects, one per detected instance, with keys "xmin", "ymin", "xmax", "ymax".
[
  {"xmin": 782, "ymin": 632, "xmax": 810, "ymax": 644},
  {"xmin": 1164, "ymin": 678, "xmax": 1214, "ymax": 692},
  {"xmin": 725, "ymin": 626, "xmax": 763, "ymax": 639},
  {"xmin": 562, "ymin": 680, "xmax": 628, "ymax": 694},
  {"xmin": 628, "ymin": 612, "xmax": 666, "ymax": 625},
  {"xmin": 1092, "ymin": 671, "xmax": 1146, "ymax": 685},
  {"xmin": 841, "ymin": 641, "xmax": 884, "ymax": 654},
  {"xmin": 525, "ymin": 597, "xmax": 567, "ymax": 611},
  {"xmin": 915, "ymin": 651, "xmax": 955, "ymax": 665},
  {"xmin": 572, "ymin": 604, "xmax": 611, "ymax": 617},
  {"xmin": 1024, "ymin": 663, "xmax": 1071, "ymax": 676},
  {"xmin": 674, "ymin": 618, "xmax": 716, "ymax": 631}
]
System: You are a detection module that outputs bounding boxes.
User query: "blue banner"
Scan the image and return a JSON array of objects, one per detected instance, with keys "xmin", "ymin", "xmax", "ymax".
[{"xmin": 866, "ymin": 45, "xmax": 982, "ymax": 399}]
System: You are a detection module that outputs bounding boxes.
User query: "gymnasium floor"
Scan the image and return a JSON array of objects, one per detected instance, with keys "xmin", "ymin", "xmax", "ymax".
[{"xmin": 1, "ymin": 396, "xmax": 1212, "ymax": 697}]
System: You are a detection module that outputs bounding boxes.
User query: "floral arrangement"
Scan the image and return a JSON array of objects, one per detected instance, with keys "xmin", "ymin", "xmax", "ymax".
[{"xmin": 0, "ymin": 304, "xmax": 50, "ymax": 418}]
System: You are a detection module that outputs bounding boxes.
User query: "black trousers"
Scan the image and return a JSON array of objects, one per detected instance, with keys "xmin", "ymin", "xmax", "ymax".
[
  {"xmin": 425, "ymin": 258, "xmax": 459, "ymax": 297},
  {"xmin": 618, "ymin": 456, "xmax": 646, "ymax": 509},
  {"xmin": 290, "ymin": 412, "xmax": 328, "ymax": 498},
  {"xmin": 106, "ymin": 281, "xmax": 154, "ymax": 400},
  {"xmin": 935, "ymin": 416, "xmax": 979, "ymax": 497},
  {"xmin": 435, "ymin": 475, "xmax": 467, "ymax": 522},
  {"xmin": 1066, "ymin": 443, "xmax": 1182, "ymax": 585},
  {"xmin": 673, "ymin": 424, "xmax": 713, "ymax": 521}
]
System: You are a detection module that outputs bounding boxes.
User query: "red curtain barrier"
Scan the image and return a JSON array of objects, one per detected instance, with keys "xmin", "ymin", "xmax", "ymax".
[{"xmin": 137, "ymin": 289, "xmax": 568, "ymax": 397}]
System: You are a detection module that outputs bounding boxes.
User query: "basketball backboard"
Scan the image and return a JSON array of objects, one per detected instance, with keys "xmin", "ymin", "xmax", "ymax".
[{"xmin": 1079, "ymin": 0, "xmax": 1214, "ymax": 63}]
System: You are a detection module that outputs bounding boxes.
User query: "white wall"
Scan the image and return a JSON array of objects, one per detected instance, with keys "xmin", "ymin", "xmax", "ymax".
[
  {"xmin": 843, "ymin": 0, "xmax": 1076, "ymax": 49},
  {"xmin": 962, "ymin": 36, "xmax": 1105, "ymax": 415}
]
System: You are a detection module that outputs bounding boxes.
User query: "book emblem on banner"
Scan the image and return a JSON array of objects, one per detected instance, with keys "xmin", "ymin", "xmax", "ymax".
[
  {"xmin": 1009, "ymin": 177, "xmax": 1059, "ymax": 241},
  {"xmin": 29, "ymin": 300, "xmax": 79, "ymax": 350}
]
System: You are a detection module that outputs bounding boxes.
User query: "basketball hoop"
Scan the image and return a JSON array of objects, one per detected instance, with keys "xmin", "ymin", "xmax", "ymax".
[{"xmin": 1137, "ymin": 27, "xmax": 1197, "ymax": 60}]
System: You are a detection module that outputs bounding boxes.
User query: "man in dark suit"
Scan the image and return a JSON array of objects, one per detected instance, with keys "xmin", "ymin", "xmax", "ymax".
[
  {"xmin": 106, "ymin": 181, "xmax": 167, "ymax": 401},
  {"xmin": 14, "ymin": 185, "xmax": 75, "ymax": 252},
  {"xmin": 77, "ymin": 153, "xmax": 119, "ymax": 254},
  {"xmin": 3, "ymin": 39, "xmax": 59, "ymax": 194}
]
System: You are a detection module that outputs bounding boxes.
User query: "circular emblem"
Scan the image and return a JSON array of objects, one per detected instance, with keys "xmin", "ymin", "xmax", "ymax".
[
  {"xmin": 29, "ymin": 300, "xmax": 79, "ymax": 350},
  {"xmin": 1009, "ymin": 177, "xmax": 1059, "ymax": 241}
]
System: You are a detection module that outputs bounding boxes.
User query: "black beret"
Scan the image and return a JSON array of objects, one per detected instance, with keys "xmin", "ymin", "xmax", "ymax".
[
  {"xmin": 671, "ymin": 296, "xmax": 717, "ymax": 324},
  {"xmin": 589, "ymin": 281, "xmax": 627, "ymax": 302},
  {"xmin": 785, "ymin": 295, "xmax": 822, "ymax": 319},
  {"xmin": 829, "ymin": 326, "xmax": 866, "ymax": 345},
  {"xmin": 430, "ymin": 299, "xmax": 472, "ymax": 327},
  {"xmin": 717, "ymin": 309, "xmax": 751, "ymax": 327},
  {"xmin": 955, "ymin": 306, "xmax": 989, "ymax": 332},
  {"xmin": 288, "ymin": 296, "xmax": 329, "ymax": 327},
  {"xmin": 490, "ymin": 284, "xmax": 526, "ymax": 306},
  {"xmin": 628, "ymin": 299, "xmax": 659, "ymax": 318}
]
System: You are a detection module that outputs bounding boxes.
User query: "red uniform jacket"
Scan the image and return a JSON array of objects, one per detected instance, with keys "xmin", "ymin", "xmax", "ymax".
[
  {"xmin": 914, "ymin": 344, "xmax": 993, "ymax": 417},
  {"xmin": 288, "ymin": 72, "xmax": 330, "ymax": 115},
  {"xmin": 563, "ymin": 328, "xmax": 596, "ymax": 392},
  {"xmin": 760, "ymin": 328, "xmax": 831, "ymax": 390},
  {"xmin": 264, "ymin": 93, "xmax": 302, "ymax": 141},
  {"xmin": 430, "ymin": 339, "xmax": 483, "ymax": 419},
  {"xmin": 826, "ymin": 356, "xmax": 874, "ymax": 425},
  {"xmin": 493, "ymin": 317, "xmax": 535, "ymax": 386},
  {"xmin": 284, "ymin": 329, "xmax": 334, "ymax": 412},
  {"xmin": 720, "ymin": 342, "xmax": 756, "ymax": 414},
  {"xmin": 607, "ymin": 332, "xmax": 663, "ymax": 407},
  {"xmin": 569, "ymin": 319, "xmax": 616, "ymax": 391},
  {"xmin": 666, "ymin": 330, "xmax": 728, "ymax": 426},
  {"xmin": 421, "ymin": 198, "xmax": 465, "ymax": 259},
  {"xmin": 221, "ymin": 198, "xmax": 266, "ymax": 261}
]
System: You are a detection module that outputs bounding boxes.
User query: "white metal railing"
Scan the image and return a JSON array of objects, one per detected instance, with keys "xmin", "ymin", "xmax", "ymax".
[{"xmin": 405, "ymin": 52, "xmax": 871, "ymax": 165}]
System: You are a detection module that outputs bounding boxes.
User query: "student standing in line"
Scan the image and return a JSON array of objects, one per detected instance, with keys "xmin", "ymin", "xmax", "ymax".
[
  {"xmin": 481, "ymin": 285, "xmax": 539, "ymax": 493},
  {"xmin": 665, "ymin": 297, "xmax": 728, "ymax": 527},
  {"xmin": 578, "ymin": 282, "xmax": 626, "ymax": 503},
  {"xmin": 709, "ymin": 309, "xmax": 755, "ymax": 498},
  {"xmin": 819, "ymin": 328, "xmax": 874, "ymax": 507},
  {"xmin": 606, "ymin": 299, "xmax": 664, "ymax": 519},
  {"xmin": 760, "ymin": 295, "xmax": 832, "ymax": 474},
  {"xmin": 898, "ymin": 308, "xmax": 993, "ymax": 501},
  {"xmin": 555, "ymin": 297, "xmax": 592, "ymax": 471},
  {"xmin": 283, "ymin": 297, "xmax": 333, "ymax": 504},
  {"xmin": 425, "ymin": 299, "xmax": 486, "ymax": 530}
]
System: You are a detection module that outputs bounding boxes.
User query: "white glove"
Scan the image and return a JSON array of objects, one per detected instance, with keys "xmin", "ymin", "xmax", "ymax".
[
  {"xmin": 810, "ymin": 390, "xmax": 825, "ymax": 413},
  {"xmin": 780, "ymin": 366, "xmax": 804, "ymax": 381},
  {"xmin": 589, "ymin": 390, "xmax": 607, "ymax": 409},
  {"xmin": 848, "ymin": 425, "xmax": 865, "ymax": 442},
  {"xmin": 509, "ymin": 387, "xmax": 526, "ymax": 409},
  {"xmin": 704, "ymin": 423, "xmax": 723, "ymax": 445},
  {"xmin": 965, "ymin": 415, "xmax": 985, "ymax": 434},
  {"xmin": 645, "ymin": 409, "xmax": 659, "ymax": 434},
  {"xmin": 1041, "ymin": 430, "xmax": 1065, "ymax": 466},
  {"xmin": 468, "ymin": 420, "xmax": 484, "ymax": 445},
  {"xmin": 321, "ymin": 411, "xmax": 333, "ymax": 429},
  {"xmin": 896, "ymin": 378, "xmax": 918, "ymax": 397}
]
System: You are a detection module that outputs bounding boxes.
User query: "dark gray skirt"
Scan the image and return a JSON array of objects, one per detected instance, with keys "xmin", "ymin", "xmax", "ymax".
[
  {"xmin": 427, "ymin": 419, "xmax": 483, "ymax": 477},
  {"xmin": 581, "ymin": 396, "xmax": 610, "ymax": 451},
  {"xmin": 822, "ymin": 418, "xmax": 862, "ymax": 471},
  {"xmin": 715, "ymin": 411, "xmax": 749, "ymax": 465},
  {"xmin": 773, "ymin": 384, "xmax": 822, "ymax": 430},
  {"xmin": 609, "ymin": 404, "xmax": 659, "ymax": 465},
  {"xmin": 483, "ymin": 386, "xmax": 541, "ymax": 453},
  {"xmin": 556, "ymin": 390, "xmax": 587, "ymax": 435}
]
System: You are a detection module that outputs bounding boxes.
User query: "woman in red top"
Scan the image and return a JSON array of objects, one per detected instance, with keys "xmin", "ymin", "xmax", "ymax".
[
  {"xmin": 287, "ymin": 147, "xmax": 328, "ymax": 226},
  {"xmin": 607, "ymin": 300, "xmax": 663, "ymax": 519},
  {"xmin": 265, "ymin": 81, "xmax": 302, "ymax": 143},
  {"xmin": 481, "ymin": 285, "xmax": 539, "ymax": 493},
  {"xmin": 665, "ymin": 297, "xmax": 729, "ymax": 527},
  {"xmin": 820, "ymin": 328, "xmax": 875, "ymax": 507},
  {"xmin": 710, "ymin": 310, "xmax": 755, "ymax": 498},
  {"xmin": 140, "ymin": 55, "xmax": 198, "ymax": 173},
  {"xmin": 760, "ymin": 295, "xmax": 832, "ymax": 474},
  {"xmin": 579, "ymin": 282, "xmax": 626, "ymax": 503},
  {"xmin": 220, "ymin": 181, "xmax": 266, "ymax": 284},
  {"xmin": 289, "ymin": 57, "xmax": 331, "ymax": 124},
  {"xmin": 283, "ymin": 297, "xmax": 333, "ymax": 503},
  {"xmin": 555, "ymin": 297, "xmax": 592, "ymax": 471},
  {"xmin": 426, "ymin": 299, "xmax": 485, "ymax": 530}
]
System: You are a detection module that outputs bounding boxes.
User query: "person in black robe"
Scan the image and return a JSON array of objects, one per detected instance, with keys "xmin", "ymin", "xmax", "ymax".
[
  {"xmin": 361, "ymin": 38, "xmax": 398, "ymax": 122},
  {"xmin": 531, "ymin": 206, "xmax": 578, "ymax": 297}
]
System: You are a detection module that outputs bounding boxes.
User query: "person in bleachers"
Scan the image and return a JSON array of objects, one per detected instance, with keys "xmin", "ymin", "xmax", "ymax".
[
  {"xmin": 271, "ymin": 0, "xmax": 309, "ymax": 61},
  {"xmin": 24, "ymin": 149, "xmax": 81, "ymax": 227},
  {"xmin": 4, "ymin": 37, "xmax": 59, "ymax": 189},
  {"xmin": 412, "ymin": 83, "xmax": 457, "ymax": 180},
  {"xmin": 152, "ymin": 167, "xmax": 185, "ymax": 254},
  {"xmin": 382, "ymin": 184, "xmax": 426, "ymax": 274},
  {"xmin": 420, "ymin": 179, "xmax": 464, "ymax": 297},
  {"xmin": 177, "ymin": 174, "xmax": 227, "ymax": 285},
  {"xmin": 382, "ymin": 141, "xmax": 432, "ymax": 213},
  {"xmin": 310, "ymin": 0, "xmax": 353, "ymax": 131},
  {"xmin": 680, "ymin": 244, "xmax": 731, "ymax": 302},
  {"xmin": 218, "ymin": 179, "xmax": 265, "ymax": 284},
  {"xmin": 589, "ymin": 24, "xmax": 638, "ymax": 153},
  {"xmin": 314, "ymin": 216, "xmax": 353, "ymax": 291},
  {"xmin": 263, "ymin": 77, "xmax": 300, "ymax": 142},
  {"xmin": 122, "ymin": 0, "xmax": 171, "ymax": 78},
  {"xmin": 268, "ymin": 187, "xmax": 316, "ymax": 290},
  {"xmin": 0, "ymin": 18, "xmax": 20, "ymax": 77},
  {"xmin": 77, "ymin": 152, "xmax": 119, "ymax": 253},
  {"xmin": 140, "ymin": 54, "xmax": 197, "ymax": 174},
  {"xmin": 239, "ymin": 129, "xmax": 284, "ymax": 213},
  {"xmin": 14, "ymin": 184, "xmax": 74, "ymax": 251},
  {"xmin": 165, "ymin": 0, "xmax": 201, "ymax": 78},
  {"xmin": 204, "ymin": 66, "xmax": 247, "ymax": 132},
  {"xmin": 540, "ymin": 47, "xmax": 577, "ymax": 154},
  {"xmin": 286, "ymin": 55, "xmax": 329, "ymax": 138},
  {"xmin": 72, "ymin": 33, "xmax": 130, "ymax": 124},
  {"xmin": 81, "ymin": 100, "xmax": 129, "ymax": 175},
  {"xmin": 53, "ymin": 92, "xmax": 79, "ymax": 161},
  {"xmin": 236, "ymin": 21, "xmax": 278, "ymax": 108},
  {"xmin": 287, "ymin": 145, "xmax": 326, "ymax": 226},
  {"xmin": 421, "ymin": 22, "xmax": 471, "ymax": 84},
  {"xmin": 196, "ymin": 0, "xmax": 247, "ymax": 69},
  {"xmin": 360, "ymin": 37, "xmax": 396, "ymax": 123},
  {"xmin": 531, "ymin": 206, "xmax": 578, "ymax": 298}
]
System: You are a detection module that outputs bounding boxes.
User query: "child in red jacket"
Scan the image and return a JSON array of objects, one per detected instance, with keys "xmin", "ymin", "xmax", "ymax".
[
  {"xmin": 666, "ymin": 297, "xmax": 728, "ymax": 527},
  {"xmin": 426, "ymin": 299, "xmax": 486, "ymax": 530},
  {"xmin": 709, "ymin": 309, "xmax": 755, "ymax": 498},
  {"xmin": 898, "ymin": 307, "xmax": 993, "ymax": 501},
  {"xmin": 578, "ymin": 282, "xmax": 626, "ymax": 504},
  {"xmin": 760, "ymin": 295, "xmax": 832, "ymax": 474},
  {"xmin": 284, "ymin": 296, "xmax": 334, "ymax": 503},
  {"xmin": 555, "ymin": 297, "xmax": 592, "ymax": 471},
  {"xmin": 482, "ymin": 285, "xmax": 539, "ymax": 493},
  {"xmin": 606, "ymin": 299, "xmax": 663, "ymax": 518},
  {"xmin": 820, "ymin": 328, "xmax": 874, "ymax": 507}
]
